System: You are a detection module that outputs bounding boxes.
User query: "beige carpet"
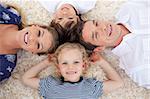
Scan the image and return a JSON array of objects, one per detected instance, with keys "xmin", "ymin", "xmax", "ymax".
[{"xmin": 0, "ymin": 0, "xmax": 149, "ymax": 99}]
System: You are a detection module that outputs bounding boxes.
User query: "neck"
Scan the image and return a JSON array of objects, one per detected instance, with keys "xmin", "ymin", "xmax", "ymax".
[
  {"xmin": 2, "ymin": 30, "xmax": 21, "ymax": 50},
  {"xmin": 114, "ymin": 24, "xmax": 130, "ymax": 47},
  {"xmin": 61, "ymin": 76, "xmax": 83, "ymax": 84}
]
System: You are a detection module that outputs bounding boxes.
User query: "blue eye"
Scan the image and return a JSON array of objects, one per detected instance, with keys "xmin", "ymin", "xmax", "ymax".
[
  {"xmin": 68, "ymin": 17, "xmax": 73, "ymax": 19},
  {"xmin": 74, "ymin": 61, "xmax": 79, "ymax": 64},
  {"xmin": 58, "ymin": 18, "xmax": 63, "ymax": 20},
  {"xmin": 62, "ymin": 62, "xmax": 67, "ymax": 65}
]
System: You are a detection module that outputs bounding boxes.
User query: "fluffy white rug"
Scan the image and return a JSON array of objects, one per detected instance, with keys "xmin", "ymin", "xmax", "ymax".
[{"xmin": 0, "ymin": 0, "xmax": 149, "ymax": 99}]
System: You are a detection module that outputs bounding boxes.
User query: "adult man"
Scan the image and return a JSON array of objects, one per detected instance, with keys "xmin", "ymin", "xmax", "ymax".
[{"xmin": 81, "ymin": 0, "xmax": 150, "ymax": 89}]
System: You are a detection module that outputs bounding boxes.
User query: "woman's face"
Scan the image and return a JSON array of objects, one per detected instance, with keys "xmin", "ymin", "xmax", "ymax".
[
  {"xmin": 82, "ymin": 20, "xmax": 122, "ymax": 47},
  {"xmin": 58, "ymin": 48, "xmax": 85, "ymax": 82},
  {"xmin": 54, "ymin": 4, "xmax": 79, "ymax": 28},
  {"xmin": 17, "ymin": 25, "xmax": 53, "ymax": 54}
]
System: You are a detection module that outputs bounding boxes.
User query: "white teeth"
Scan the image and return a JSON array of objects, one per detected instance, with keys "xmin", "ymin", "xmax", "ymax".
[
  {"xmin": 66, "ymin": 71, "xmax": 76, "ymax": 75},
  {"xmin": 109, "ymin": 25, "xmax": 112, "ymax": 36},
  {"xmin": 24, "ymin": 32, "xmax": 28, "ymax": 44}
]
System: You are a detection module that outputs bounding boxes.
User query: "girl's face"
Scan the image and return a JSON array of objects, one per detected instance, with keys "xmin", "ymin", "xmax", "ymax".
[
  {"xmin": 54, "ymin": 4, "xmax": 79, "ymax": 28},
  {"xmin": 82, "ymin": 20, "xmax": 122, "ymax": 47},
  {"xmin": 17, "ymin": 25, "xmax": 53, "ymax": 54},
  {"xmin": 58, "ymin": 48, "xmax": 85, "ymax": 82}
]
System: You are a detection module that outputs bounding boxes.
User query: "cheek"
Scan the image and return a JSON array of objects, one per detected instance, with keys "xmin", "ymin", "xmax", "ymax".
[
  {"xmin": 27, "ymin": 45, "xmax": 38, "ymax": 53},
  {"xmin": 55, "ymin": 11, "xmax": 62, "ymax": 17},
  {"xmin": 70, "ymin": 9, "xmax": 76, "ymax": 15},
  {"xmin": 77, "ymin": 64, "xmax": 85, "ymax": 70},
  {"xmin": 58, "ymin": 65, "xmax": 65, "ymax": 73}
]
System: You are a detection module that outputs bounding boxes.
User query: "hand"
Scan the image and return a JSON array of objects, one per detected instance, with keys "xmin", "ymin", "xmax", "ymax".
[
  {"xmin": 42, "ymin": 58, "xmax": 50, "ymax": 66},
  {"xmin": 48, "ymin": 54, "xmax": 54, "ymax": 61},
  {"xmin": 42, "ymin": 54, "xmax": 54, "ymax": 66},
  {"xmin": 93, "ymin": 46, "xmax": 105, "ymax": 52},
  {"xmin": 90, "ymin": 51, "xmax": 104, "ymax": 62}
]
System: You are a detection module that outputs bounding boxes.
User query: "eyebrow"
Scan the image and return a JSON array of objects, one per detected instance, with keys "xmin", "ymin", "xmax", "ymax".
[
  {"xmin": 92, "ymin": 20, "xmax": 98, "ymax": 40},
  {"xmin": 41, "ymin": 30, "xmax": 45, "ymax": 51},
  {"xmin": 95, "ymin": 32, "xmax": 98, "ymax": 39},
  {"xmin": 92, "ymin": 31, "xmax": 94, "ymax": 40},
  {"xmin": 91, "ymin": 20, "xmax": 94, "ymax": 40},
  {"xmin": 93, "ymin": 20, "xmax": 95, "ymax": 26}
]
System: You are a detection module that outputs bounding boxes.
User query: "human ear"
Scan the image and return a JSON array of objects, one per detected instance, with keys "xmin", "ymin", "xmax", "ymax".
[
  {"xmin": 55, "ymin": 64, "xmax": 61, "ymax": 76},
  {"xmin": 94, "ymin": 46, "xmax": 106, "ymax": 52}
]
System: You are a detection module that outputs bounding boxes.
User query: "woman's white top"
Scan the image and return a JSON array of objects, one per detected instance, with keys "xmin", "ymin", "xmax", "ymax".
[
  {"xmin": 112, "ymin": 0, "xmax": 150, "ymax": 89},
  {"xmin": 38, "ymin": 0, "xmax": 96, "ymax": 14}
]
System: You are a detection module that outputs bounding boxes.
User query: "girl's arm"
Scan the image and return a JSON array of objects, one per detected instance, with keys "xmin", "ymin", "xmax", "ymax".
[
  {"xmin": 22, "ymin": 58, "xmax": 50, "ymax": 89},
  {"xmin": 90, "ymin": 52, "xmax": 123, "ymax": 93}
]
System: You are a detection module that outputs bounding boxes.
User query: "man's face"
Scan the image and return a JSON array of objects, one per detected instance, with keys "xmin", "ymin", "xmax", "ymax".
[
  {"xmin": 82, "ymin": 20, "xmax": 122, "ymax": 47},
  {"xmin": 54, "ymin": 4, "xmax": 79, "ymax": 28}
]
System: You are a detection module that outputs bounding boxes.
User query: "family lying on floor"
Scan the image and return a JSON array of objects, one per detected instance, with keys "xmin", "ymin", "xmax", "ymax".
[{"xmin": 0, "ymin": 0, "xmax": 149, "ymax": 98}]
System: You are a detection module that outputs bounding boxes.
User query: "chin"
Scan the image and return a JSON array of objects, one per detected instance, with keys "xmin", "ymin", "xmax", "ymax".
[{"xmin": 67, "ymin": 78, "xmax": 79, "ymax": 82}]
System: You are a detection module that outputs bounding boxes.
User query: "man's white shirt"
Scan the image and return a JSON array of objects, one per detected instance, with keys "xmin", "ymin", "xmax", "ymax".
[{"xmin": 113, "ymin": 0, "xmax": 150, "ymax": 89}]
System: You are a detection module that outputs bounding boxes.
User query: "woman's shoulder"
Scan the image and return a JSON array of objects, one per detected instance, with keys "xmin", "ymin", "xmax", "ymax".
[
  {"xmin": 0, "ymin": 54, "xmax": 17, "ymax": 82},
  {"xmin": 0, "ymin": 3, "xmax": 21, "ymax": 26},
  {"xmin": 0, "ymin": 54, "xmax": 17, "ymax": 63}
]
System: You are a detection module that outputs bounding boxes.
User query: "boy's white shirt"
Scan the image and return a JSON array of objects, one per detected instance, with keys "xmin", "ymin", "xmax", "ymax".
[
  {"xmin": 112, "ymin": 0, "xmax": 150, "ymax": 89},
  {"xmin": 37, "ymin": 0, "xmax": 96, "ymax": 14}
]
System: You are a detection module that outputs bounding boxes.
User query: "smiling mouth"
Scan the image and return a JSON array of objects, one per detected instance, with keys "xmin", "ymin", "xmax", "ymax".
[
  {"xmin": 108, "ymin": 25, "xmax": 112, "ymax": 36},
  {"xmin": 61, "ymin": 7, "xmax": 69, "ymax": 10},
  {"xmin": 24, "ymin": 32, "xmax": 28, "ymax": 44},
  {"xmin": 66, "ymin": 71, "xmax": 77, "ymax": 75}
]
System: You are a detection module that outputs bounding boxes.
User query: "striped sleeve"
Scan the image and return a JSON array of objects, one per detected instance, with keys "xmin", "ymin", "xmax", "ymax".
[
  {"xmin": 38, "ymin": 76, "xmax": 58, "ymax": 97},
  {"xmin": 93, "ymin": 80, "xmax": 103, "ymax": 97},
  {"xmin": 87, "ymin": 78, "xmax": 103, "ymax": 98}
]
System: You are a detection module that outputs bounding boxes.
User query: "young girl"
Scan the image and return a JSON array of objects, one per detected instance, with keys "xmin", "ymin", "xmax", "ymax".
[
  {"xmin": 0, "ymin": 3, "xmax": 58, "ymax": 82},
  {"xmin": 22, "ymin": 43, "xmax": 123, "ymax": 99}
]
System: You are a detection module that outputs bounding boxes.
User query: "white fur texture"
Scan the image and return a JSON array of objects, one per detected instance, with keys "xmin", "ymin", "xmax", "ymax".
[{"xmin": 0, "ymin": 0, "xmax": 149, "ymax": 99}]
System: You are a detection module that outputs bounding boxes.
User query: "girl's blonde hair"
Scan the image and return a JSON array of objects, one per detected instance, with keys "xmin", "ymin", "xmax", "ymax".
[{"xmin": 51, "ymin": 43, "xmax": 89, "ymax": 77}]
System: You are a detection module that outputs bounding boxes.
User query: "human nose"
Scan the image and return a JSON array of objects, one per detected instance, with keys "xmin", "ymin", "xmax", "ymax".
[
  {"xmin": 68, "ymin": 64, "xmax": 74, "ymax": 69},
  {"xmin": 62, "ymin": 8, "xmax": 68, "ymax": 15},
  {"xmin": 96, "ymin": 25, "xmax": 106, "ymax": 33},
  {"xmin": 63, "ymin": 11, "xmax": 67, "ymax": 15},
  {"xmin": 29, "ymin": 35, "xmax": 36, "ymax": 43}
]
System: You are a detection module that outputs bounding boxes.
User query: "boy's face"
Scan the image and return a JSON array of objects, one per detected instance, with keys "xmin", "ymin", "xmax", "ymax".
[{"xmin": 58, "ymin": 48, "xmax": 85, "ymax": 82}]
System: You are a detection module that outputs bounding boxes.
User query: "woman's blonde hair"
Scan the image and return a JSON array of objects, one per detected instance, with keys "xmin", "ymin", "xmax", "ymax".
[
  {"xmin": 51, "ymin": 43, "xmax": 89, "ymax": 77},
  {"xmin": 3, "ymin": 4, "xmax": 58, "ymax": 54}
]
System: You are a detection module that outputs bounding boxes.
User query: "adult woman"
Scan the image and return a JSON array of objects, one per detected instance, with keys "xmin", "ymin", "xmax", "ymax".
[{"xmin": 0, "ymin": 4, "xmax": 58, "ymax": 82}]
